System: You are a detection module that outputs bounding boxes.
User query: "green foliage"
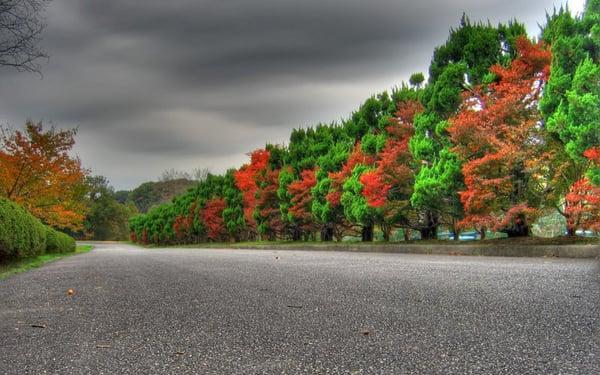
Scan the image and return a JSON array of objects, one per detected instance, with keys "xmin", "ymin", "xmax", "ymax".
[
  {"xmin": 360, "ymin": 132, "xmax": 386, "ymax": 155},
  {"xmin": 0, "ymin": 198, "xmax": 47, "ymax": 260},
  {"xmin": 222, "ymin": 170, "xmax": 246, "ymax": 239},
  {"xmin": 548, "ymin": 58, "xmax": 600, "ymax": 162},
  {"xmin": 409, "ymin": 72, "xmax": 425, "ymax": 88},
  {"xmin": 277, "ymin": 168, "xmax": 295, "ymax": 222},
  {"xmin": 411, "ymin": 148, "xmax": 463, "ymax": 220},
  {"xmin": 84, "ymin": 176, "xmax": 136, "ymax": 240}
]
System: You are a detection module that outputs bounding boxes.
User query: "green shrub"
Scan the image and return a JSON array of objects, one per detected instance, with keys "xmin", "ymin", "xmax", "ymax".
[
  {"xmin": 0, "ymin": 198, "xmax": 47, "ymax": 261},
  {"xmin": 45, "ymin": 227, "xmax": 76, "ymax": 254}
]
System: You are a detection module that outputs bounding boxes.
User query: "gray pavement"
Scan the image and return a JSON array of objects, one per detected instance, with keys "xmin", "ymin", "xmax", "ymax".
[{"xmin": 0, "ymin": 243, "xmax": 598, "ymax": 374}]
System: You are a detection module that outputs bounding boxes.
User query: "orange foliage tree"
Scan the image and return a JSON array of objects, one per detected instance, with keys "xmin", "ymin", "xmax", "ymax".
[
  {"xmin": 202, "ymin": 198, "xmax": 227, "ymax": 241},
  {"xmin": 0, "ymin": 121, "xmax": 88, "ymax": 230},
  {"xmin": 287, "ymin": 168, "xmax": 318, "ymax": 236},
  {"xmin": 234, "ymin": 149, "xmax": 270, "ymax": 234},
  {"xmin": 448, "ymin": 37, "xmax": 552, "ymax": 237}
]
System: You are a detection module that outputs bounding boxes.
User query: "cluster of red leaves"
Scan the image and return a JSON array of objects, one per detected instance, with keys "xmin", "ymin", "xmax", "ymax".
[
  {"xmin": 448, "ymin": 37, "xmax": 551, "ymax": 231},
  {"xmin": 288, "ymin": 168, "xmax": 317, "ymax": 228},
  {"xmin": 584, "ymin": 147, "xmax": 600, "ymax": 165},
  {"xmin": 359, "ymin": 171, "xmax": 390, "ymax": 207},
  {"xmin": 234, "ymin": 149, "xmax": 270, "ymax": 227},
  {"xmin": 202, "ymin": 198, "xmax": 227, "ymax": 240},
  {"xmin": 565, "ymin": 178, "xmax": 600, "ymax": 232},
  {"xmin": 327, "ymin": 143, "xmax": 375, "ymax": 206}
]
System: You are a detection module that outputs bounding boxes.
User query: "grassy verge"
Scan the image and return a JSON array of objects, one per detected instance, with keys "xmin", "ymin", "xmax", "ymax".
[{"xmin": 0, "ymin": 244, "xmax": 93, "ymax": 281}]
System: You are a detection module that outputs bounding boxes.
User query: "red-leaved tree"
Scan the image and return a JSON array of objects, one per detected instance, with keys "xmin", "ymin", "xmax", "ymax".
[
  {"xmin": 202, "ymin": 198, "xmax": 227, "ymax": 241},
  {"xmin": 288, "ymin": 168, "xmax": 317, "ymax": 235},
  {"xmin": 234, "ymin": 149, "xmax": 270, "ymax": 237},
  {"xmin": 448, "ymin": 37, "xmax": 552, "ymax": 237}
]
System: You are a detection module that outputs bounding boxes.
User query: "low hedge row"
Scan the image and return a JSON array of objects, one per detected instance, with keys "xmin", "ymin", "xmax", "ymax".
[
  {"xmin": 45, "ymin": 227, "xmax": 76, "ymax": 254},
  {"xmin": 0, "ymin": 198, "xmax": 75, "ymax": 261}
]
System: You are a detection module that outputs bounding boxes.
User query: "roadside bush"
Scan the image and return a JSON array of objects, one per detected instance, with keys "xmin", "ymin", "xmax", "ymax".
[
  {"xmin": 0, "ymin": 198, "xmax": 47, "ymax": 261},
  {"xmin": 45, "ymin": 227, "xmax": 76, "ymax": 254}
]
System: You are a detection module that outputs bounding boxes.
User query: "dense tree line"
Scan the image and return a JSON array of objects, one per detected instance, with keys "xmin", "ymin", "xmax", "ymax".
[{"xmin": 130, "ymin": 3, "xmax": 600, "ymax": 245}]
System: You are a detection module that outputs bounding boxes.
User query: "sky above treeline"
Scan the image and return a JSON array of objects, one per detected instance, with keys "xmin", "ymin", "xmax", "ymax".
[{"xmin": 0, "ymin": 0, "xmax": 585, "ymax": 190}]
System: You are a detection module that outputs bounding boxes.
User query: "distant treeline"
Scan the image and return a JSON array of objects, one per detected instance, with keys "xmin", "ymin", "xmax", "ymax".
[{"xmin": 130, "ymin": 4, "xmax": 600, "ymax": 245}]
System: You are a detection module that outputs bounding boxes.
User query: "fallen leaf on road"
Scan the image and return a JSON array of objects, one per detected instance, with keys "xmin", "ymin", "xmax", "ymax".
[
  {"xmin": 96, "ymin": 344, "xmax": 111, "ymax": 349},
  {"xmin": 361, "ymin": 329, "xmax": 371, "ymax": 336},
  {"xmin": 31, "ymin": 324, "xmax": 46, "ymax": 328},
  {"xmin": 174, "ymin": 351, "xmax": 185, "ymax": 355},
  {"xmin": 67, "ymin": 289, "xmax": 75, "ymax": 296}
]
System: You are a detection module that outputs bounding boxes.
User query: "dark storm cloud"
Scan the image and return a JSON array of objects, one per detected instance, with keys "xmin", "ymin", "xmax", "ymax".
[{"xmin": 0, "ymin": 0, "xmax": 582, "ymax": 189}]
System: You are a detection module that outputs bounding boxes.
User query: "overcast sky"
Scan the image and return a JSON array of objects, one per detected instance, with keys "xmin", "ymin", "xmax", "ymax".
[{"xmin": 0, "ymin": 0, "xmax": 585, "ymax": 190}]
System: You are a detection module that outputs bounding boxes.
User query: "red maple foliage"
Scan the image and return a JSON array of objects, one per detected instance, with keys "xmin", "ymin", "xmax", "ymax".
[
  {"xmin": 255, "ymin": 168, "xmax": 283, "ymax": 239},
  {"xmin": 359, "ymin": 171, "xmax": 389, "ymax": 207},
  {"xmin": 584, "ymin": 147, "xmax": 600, "ymax": 165},
  {"xmin": 288, "ymin": 168, "xmax": 317, "ymax": 229},
  {"xmin": 234, "ymin": 149, "xmax": 270, "ymax": 229},
  {"xmin": 564, "ymin": 178, "xmax": 600, "ymax": 232},
  {"xmin": 448, "ymin": 37, "xmax": 551, "ymax": 235},
  {"xmin": 203, "ymin": 198, "xmax": 227, "ymax": 241}
]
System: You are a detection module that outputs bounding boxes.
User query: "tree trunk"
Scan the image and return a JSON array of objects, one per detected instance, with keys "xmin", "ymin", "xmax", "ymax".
[
  {"xmin": 291, "ymin": 227, "xmax": 301, "ymax": 241},
  {"xmin": 321, "ymin": 226, "xmax": 333, "ymax": 241},
  {"xmin": 452, "ymin": 227, "xmax": 460, "ymax": 241},
  {"xmin": 419, "ymin": 211, "xmax": 438, "ymax": 240},
  {"xmin": 566, "ymin": 227, "xmax": 577, "ymax": 236},
  {"xmin": 404, "ymin": 229, "xmax": 411, "ymax": 241},
  {"xmin": 361, "ymin": 223, "xmax": 374, "ymax": 242},
  {"xmin": 381, "ymin": 224, "xmax": 391, "ymax": 242}
]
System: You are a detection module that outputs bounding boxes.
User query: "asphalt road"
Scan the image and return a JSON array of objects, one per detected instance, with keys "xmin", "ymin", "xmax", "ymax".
[{"xmin": 0, "ymin": 243, "xmax": 598, "ymax": 374}]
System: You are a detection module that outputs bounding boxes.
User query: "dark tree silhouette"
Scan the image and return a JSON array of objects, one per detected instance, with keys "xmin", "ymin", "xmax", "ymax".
[{"xmin": 0, "ymin": 0, "xmax": 50, "ymax": 73}]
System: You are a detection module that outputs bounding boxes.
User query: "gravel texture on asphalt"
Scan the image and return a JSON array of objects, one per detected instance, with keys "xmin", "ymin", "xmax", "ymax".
[{"xmin": 0, "ymin": 243, "xmax": 598, "ymax": 374}]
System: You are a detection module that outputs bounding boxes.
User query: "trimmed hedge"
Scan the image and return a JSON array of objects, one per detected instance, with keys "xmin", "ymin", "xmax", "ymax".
[
  {"xmin": 45, "ymin": 227, "xmax": 76, "ymax": 254},
  {"xmin": 0, "ymin": 198, "xmax": 47, "ymax": 260},
  {"xmin": 0, "ymin": 197, "xmax": 76, "ymax": 261}
]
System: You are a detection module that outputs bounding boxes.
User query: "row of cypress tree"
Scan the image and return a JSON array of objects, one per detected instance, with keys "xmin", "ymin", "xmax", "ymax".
[{"xmin": 130, "ymin": 3, "xmax": 599, "ymax": 245}]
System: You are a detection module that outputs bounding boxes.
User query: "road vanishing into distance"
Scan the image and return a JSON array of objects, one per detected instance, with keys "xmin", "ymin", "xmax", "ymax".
[{"xmin": 0, "ymin": 243, "xmax": 598, "ymax": 374}]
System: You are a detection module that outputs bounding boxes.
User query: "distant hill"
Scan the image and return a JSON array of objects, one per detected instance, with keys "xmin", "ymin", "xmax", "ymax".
[{"xmin": 127, "ymin": 179, "xmax": 197, "ymax": 213}]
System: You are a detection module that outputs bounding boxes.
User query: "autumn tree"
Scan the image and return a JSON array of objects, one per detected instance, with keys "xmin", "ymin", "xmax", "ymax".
[
  {"xmin": 287, "ymin": 168, "xmax": 317, "ymax": 239},
  {"xmin": 410, "ymin": 17, "xmax": 526, "ymax": 239},
  {"xmin": 0, "ymin": 121, "xmax": 88, "ymax": 230},
  {"xmin": 449, "ymin": 37, "xmax": 552, "ymax": 237},
  {"xmin": 202, "ymin": 198, "xmax": 227, "ymax": 241},
  {"xmin": 234, "ymin": 148, "xmax": 270, "ymax": 238}
]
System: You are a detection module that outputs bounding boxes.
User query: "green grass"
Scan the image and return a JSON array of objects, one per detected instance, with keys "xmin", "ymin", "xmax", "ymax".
[{"xmin": 0, "ymin": 244, "xmax": 93, "ymax": 281}]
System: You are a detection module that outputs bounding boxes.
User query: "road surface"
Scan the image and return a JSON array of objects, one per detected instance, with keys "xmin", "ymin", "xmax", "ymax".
[{"xmin": 0, "ymin": 243, "xmax": 598, "ymax": 374}]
